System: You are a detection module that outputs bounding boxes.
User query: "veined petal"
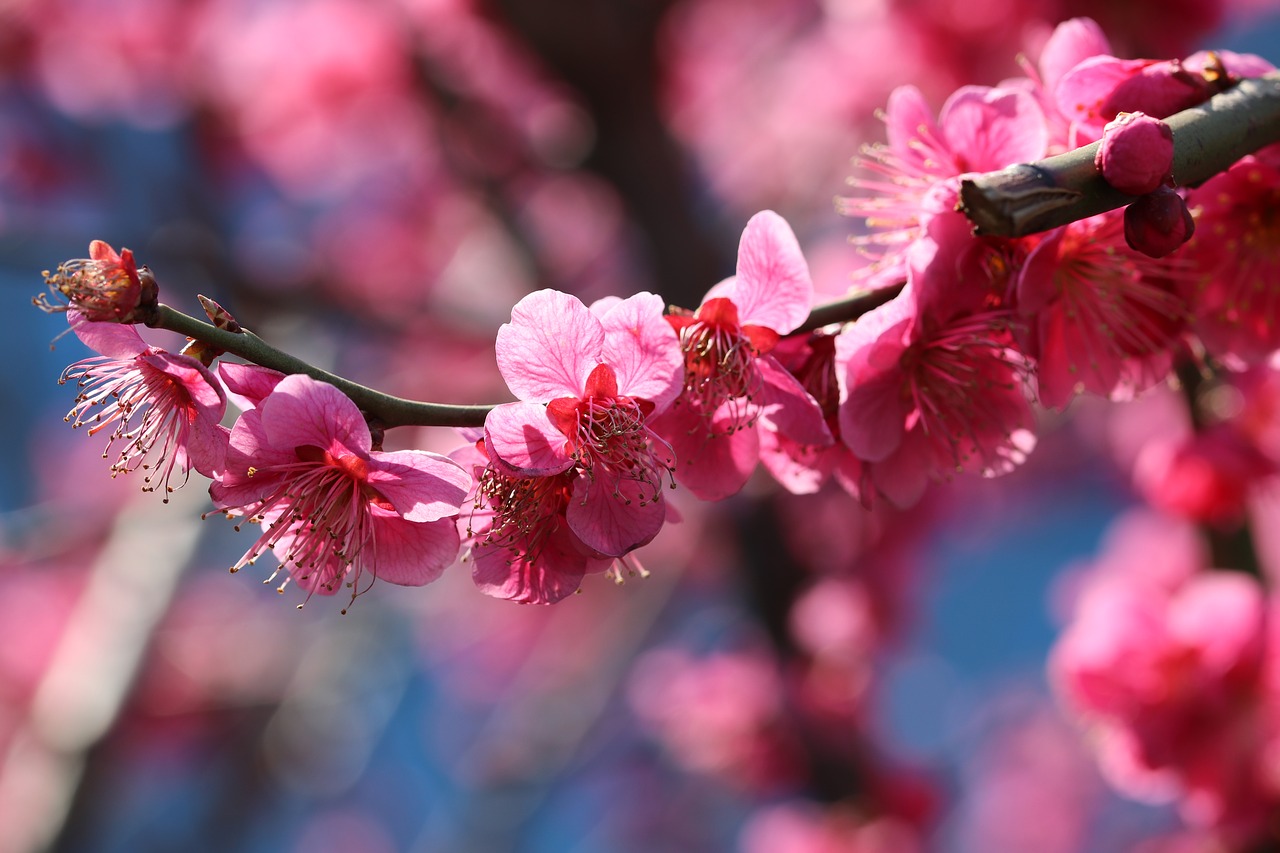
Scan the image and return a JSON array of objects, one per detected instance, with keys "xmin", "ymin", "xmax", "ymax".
[
  {"xmin": 756, "ymin": 355, "xmax": 833, "ymax": 447},
  {"xmin": 939, "ymin": 85, "xmax": 1047, "ymax": 171},
  {"xmin": 209, "ymin": 409, "xmax": 295, "ymax": 508},
  {"xmin": 367, "ymin": 449, "xmax": 471, "ymax": 522},
  {"xmin": 484, "ymin": 401, "xmax": 576, "ymax": 476},
  {"xmin": 566, "ymin": 473, "xmax": 665, "ymax": 556},
  {"xmin": 69, "ymin": 314, "xmax": 148, "ymax": 360},
  {"xmin": 839, "ymin": 368, "xmax": 908, "ymax": 463},
  {"xmin": 259, "ymin": 374, "xmax": 371, "ymax": 456},
  {"xmin": 654, "ymin": 404, "xmax": 759, "ymax": 501},
  {"xmin": 366, "ymin": 515, "xmax": 460, "ymax": 587},
  {"xmin": 728, "ymin": 210, "xmax": 813, "ymax": 334},
  {"xmin": 597, "ymin": 292, "xmax": 683, "ymax": 410},
  {"xmin": 144, "ymin": 351, "xmax": 227, "ymax": 421},
  {"xmin": 471, "ymin": 526, "xmax": 589, "ymax": 604},
  {"xmin": 218, "ymin": 362, "xmax": 286, "ymax": 410},
  {"xmin": 496, "ymin": 289, "xmax": 605, "ymax": 401}
]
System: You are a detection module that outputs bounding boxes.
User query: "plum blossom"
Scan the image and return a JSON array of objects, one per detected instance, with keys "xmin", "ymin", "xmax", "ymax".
[
  {"xmin": 1095, "ymin": 111, "xmax": 1174, "ymax": 196},
  {"xmin": 838, "ymin": 83, "xmax": 1048, "ymax": 285},
  {"xmin": 36, "ymin": 240, "xmax": 158, "ymax": 324},
  {"xmin": 1016, "ymin": 210, "xmax": 1189, "ymax": 408},
  {"xmin": 210, "ymin": 374, "xmax": 471, "ymax": 608},
  {"xmin": 473, "ymin": 289, "xmax": 681, "ymax": 600},
  {"xmin": 60, "ymin": 316, "xmax": 227, "ymax": 498},
  {"xmin": 651, "ymin": 210, "xmax": 831, "ymax": 501},
  {"xmin": 836, "ymin": 210, "xmax": 1036, "ymax": 506}
]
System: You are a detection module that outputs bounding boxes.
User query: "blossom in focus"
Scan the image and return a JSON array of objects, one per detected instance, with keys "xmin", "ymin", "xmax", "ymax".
[
  {"xmin": 1016, "ymin": 210, "xmax": 1188, "ymax": 408},
  {"xmin": 60, "ymin": 316, "xmax": 227, "ymax": 499},
  {"xmin": 483, "ymin": 288, "xmax": 681, "ymax": 562},
  {"xmin": 35, "ymin": 240, "xmax": 158, "ymax": 324},
  {"xmin": 652, "ymin": 210, "xmax": 831, "ymax": 501},
  {"xmin": 460, "ymin": 437, "xmax": 613, "ymax": 605},
  {"xmin": 210, "ymin": 374, "xmax": 471, "ymax": 608},
  {"xmin": 836, "ymin": 210, "xmax": 1036, "ymax": 507}
]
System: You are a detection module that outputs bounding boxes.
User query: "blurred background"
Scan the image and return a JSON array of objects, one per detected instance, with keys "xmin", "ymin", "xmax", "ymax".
[{"xmin": 3, "ymin": 1, "xmax": 1280, "ymax": 851}]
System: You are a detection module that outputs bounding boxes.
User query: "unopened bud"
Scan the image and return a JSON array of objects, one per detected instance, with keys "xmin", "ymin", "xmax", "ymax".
[
  {"xmin": 1124, "ymin": 187, "xmax": 1195, "ymax": 258},
  {"xmin": 1095, "ymin": 112, "xmax": 1174, "ymax": 196}
]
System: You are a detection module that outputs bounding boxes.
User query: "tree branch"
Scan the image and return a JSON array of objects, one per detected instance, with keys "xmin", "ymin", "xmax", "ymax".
[{"xmin": 958, "ymin": 72, "xmax": 1280, "ymax": 237}]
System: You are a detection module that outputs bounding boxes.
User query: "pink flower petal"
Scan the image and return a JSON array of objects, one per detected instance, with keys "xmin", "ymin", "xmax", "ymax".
[
  {"xmin": 259, "ymin": 374, "xmax": 371, "ymax": 456},
  {"xmin": 939, "ymin": 85, "xmax": 1048, "ymax": 173},
  {"xmin": 496, "ymin": 289, "xmax": 605, "ymax": 401},
  {"xmin": 367, "ymin": 449, "xmax": 471, "ymax": 522},
  {"xmin": 839, "ymin": 368, "xmax": 907, "ymax": 463},
  {"xmin": 566, "ymin": 472, "xmax": 666, "ymax": 556},
  {"xmin": 756, "ymin": 355, "xmax": 833, "ymax": 447},
  {"xmin": 1038, "ymin": 17, "xmax": 1111, "ymax": 94},
  {"xmin": 217, "ymin": 362, "xmax": 286, "ymax": 410},
  {"xmin": 365, "ymin": 515, "xmax": 460, "ymax": 587},
  {"xmin": 597, "ymin": 292, "xmax": 683, "ymax": 410},
  {"xmin": 884, "ymin": 85, "xmax": 943, "ymax": 170},
  {"xmin": 484, "ymin": 401, "xmax": 576, "ymax": 476},
  {"xmin": 69, "ymin": 315, "xmax": 148, "ymax": 359},
  {"xmin": 655, "ymin": 405, "xmax": 760, "ymax": 501},
  {"xmin": 727, "ymin": 210, "xmax": 813, "ymax": 334},
  {"xmin": 471, "ymin": 528, "xmax": 589, "ymax": 604}
]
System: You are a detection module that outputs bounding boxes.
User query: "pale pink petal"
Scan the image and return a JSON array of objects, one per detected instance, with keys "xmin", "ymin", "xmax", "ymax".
[
  {"xmin": 597, "ymin": 291, "xmax": 683, "ymax": 409},
  {"xmin": 833, "ymin": 291, "xmax": 914, "ymax": 382},
  {"xmin": 1055, "ymin": 56, "xmax": 1148, "ymax": 137},
  {"xmin": 566, "ymin": 473, "xmax": 666, "ymax": 556},
  {"xmin": 367, "ymin": 449, "xmax": 471, "ymax": 522},
  {"xmin": 727, "ymin": 210, "xmax": 813, "ymax": 334},
  {"xmin": 756, "ymin": 355, "xmax": 832, "ymax": 447},
  {"xmin": 259, "ymin": 374, "xmax": 370, "ymax": 455},
  {"xmin": 1168, "ymin": 573, "xmax": 1265, "ymax": 678},
  {"xmin": 484, "ymin": 401, "xmax": 575, "ymax": 476},
  {"xmin": 884, "ymin": 85, "xmax": 942, "ymax": 167},
  {"xmin": 496, "ymin": 289, "xmax": 605, "ymax": 401},
  {"xmin": 217, "ymin": 362, "xmax": 286, "ymax": 410},
  {"xmin": 939, "ymin": 85, "xmax": 1048, "ymax": 172},
  {"xmin": 1038, "ymin": 17, "xmax": 1111, "ymax": 93},
  {"xmin": 1184, "ymin": 49, "xmax": 1274, "ymax": 79},
  {"xmin": 185, "ymin": 419, "xmax": 229, "ymax": 479},
  {"xmin": 758, "ymin": 429, "xmax": 833, "ymax": 495},
  {"xmin": 366, "ymin": 516, "xmax": 460, "ymax": 586},
  {"xmin": 69, "ymin": 315, "xmax": 148, "ymax": 359}
]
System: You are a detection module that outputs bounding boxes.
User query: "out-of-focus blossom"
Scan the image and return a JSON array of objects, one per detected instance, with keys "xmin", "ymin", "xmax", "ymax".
[
  {"xmin": 60, "ymin": 318, "xmax": 227, "ymax": 498},
  {"xmin": 1124, "ymin": 186, "xmax": 1196, "ymax": 258},
  {"xmin": 211, "ymin": 374, "xmax": 471, "ymax": 607}
]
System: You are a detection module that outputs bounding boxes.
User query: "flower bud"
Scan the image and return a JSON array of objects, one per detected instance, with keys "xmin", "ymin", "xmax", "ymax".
[
  {"xmin": 1124, "ymin": 187, "xmax": 1195, "ymax": 258},
  {"xmin": 1095, "ymin": 111, "xmax": 1174, "ymax": 196},
  {"xmin": 35, "ymin": 240, "xmax": 159, "ymax": 324}
]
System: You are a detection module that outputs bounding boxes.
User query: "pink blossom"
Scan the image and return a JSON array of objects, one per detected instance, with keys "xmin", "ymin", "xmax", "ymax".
[
  {"xmin": 60, "ymin": 316, "xmax": 227, "ymax": 498},
  {"xmin": 1180, "ymin": 154, "xmax": 1280, "ymax": 364},
  {"xmin": 36, "ymin": 240, "xmax": 157, "ymax": 324},
  {"xmin": 1016, "ymin": 210, "xmax": 1188, "ymax": 408},
  {"xmin": 485, "ymin": 289, "xmax": 681, "ymax": 559},
  {"xmin": 210, "ymin": 374, "xmax": 470, "ymax": 608},
  {"xmin": 838, "ymin": 84, "xmax": 1047, "ymax": 285},
  {"xmin": 461, "ymin": 437, "xmax": 613, "ymax": 606},
  {"xmin": 836, "ymin": 211, "xmax": 1036, "ymax": 506},
  {"xmin": 1134, "ymin": 426, "xmax": 1275, "ymax": 527},
  {"xmin": 651, "ymin": 210, "xmax": 831, "ymax": 501}
]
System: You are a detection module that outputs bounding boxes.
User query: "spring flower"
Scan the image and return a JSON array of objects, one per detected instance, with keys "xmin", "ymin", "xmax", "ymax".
[
  {"xmin": 836, "ymin": 211, "xmax": 1036, "ymax": 506},
  {"xmin": 483, "ymin": 288, "xmax": 682, "ymax": 560},
  {"xmin": 210, "ymin": 374, "xmax": 471, "ymax": 608},
  {"xmin": 1095, "ymin": 112, "xmax": 1173, "ymax": 196},
  {"xmin": 839, "ymin": 84, "xmax": 1048, "ymax": 285},
  {"xmin": 35, "ymin": 240, "xmax": 158, "ymax": 324},
  {"xmin": 652, "ymin": 210, "xmax": 831, "ymax": 500},
  {"xmin": 460, "ymin": 438, "xmax": 613, "ymax": 605},
  {"xmin": 60, "ymin": 315, "xmax": 227, "ymax": 499},
  {"xmin": 1017, "ymin": 210, "xmax": 1189, "ymax": 408}
]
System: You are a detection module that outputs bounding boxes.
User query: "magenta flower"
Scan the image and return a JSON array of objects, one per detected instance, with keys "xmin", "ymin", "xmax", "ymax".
[
  {"xmin": 210, "ymin": 374, "xmax": 471, "ymax": 607},
  {"xmin": 652, "ymin": 210, "xmax": 831, "ymax": 501},
  {"xmin": 838, "ymin": 84, "xmax": 1048, "ymax": 286},
  {"xmin": 836, "ymin": 211, "xmax": 1036, "ymax": 506},
  {"xmin": 483, "ymin": 289, "xmax": 682, "ymax": 563},
  {"xmin": 1017, "ymin": 210, "xmax": 1189, "ymax": 408},
  {"xmin": 460, "ymin": 438, "xmax": 613, "ymax": 605},
  {"xmin": 60, "ymin": 316, "xmax": 227, "ymax": 499},
  {"xmin": 36, "ymin": 240, "xmax": 158, "ymax": 324}
]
